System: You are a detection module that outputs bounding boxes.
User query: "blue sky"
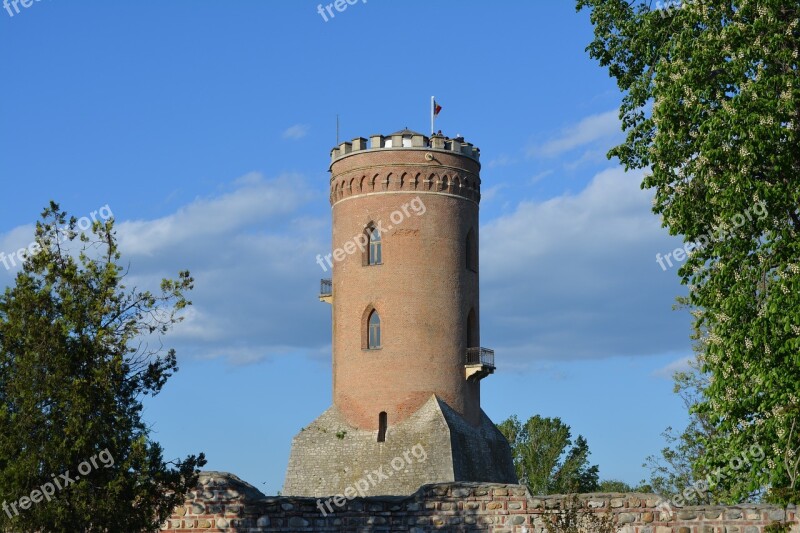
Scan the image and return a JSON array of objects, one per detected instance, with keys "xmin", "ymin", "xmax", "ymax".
[{"xmin": 1, "ymin": 1, "xmax": 695, "ymax": 494}]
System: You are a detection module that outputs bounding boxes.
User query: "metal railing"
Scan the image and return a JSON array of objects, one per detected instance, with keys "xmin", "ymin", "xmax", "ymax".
[
  {"xmin": 466, "ymin": 347, "xmax": 495, "ymax": 368},
  {"xmin": 320, "ymin": 279, "xmax": 332, "ymax": 298}
]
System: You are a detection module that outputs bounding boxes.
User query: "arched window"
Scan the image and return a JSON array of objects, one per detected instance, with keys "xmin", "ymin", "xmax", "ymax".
[
  {"xmin": 368, "ymin": 310, "xmax": 381, "ymax": 349},
  {"xmin": 377, "ymin": 411, "xmax": 387, "ymax": 442},
  {"xmin": 466, "ymin": 228, "xmax": 477, "ymax": 272},
  {"xmin": 368, "ymin": 226, "xmax": 382, "ymax": 265}
]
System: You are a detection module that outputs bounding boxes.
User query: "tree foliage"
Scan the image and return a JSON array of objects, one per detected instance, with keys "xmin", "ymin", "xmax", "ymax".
[
  {"xmin": 577, "ymin": 0, "xmax": 800, "ymax": 503},
  {"xmin": 498, "ymin": 415, "xmax": 599, "ymax": 495},
  {"xmin": 597, "ymin": 479, "xmax": 648, "ymax": 492},
  {"xmin": 0, "ymin": 203, "xmax": 206, "ymax": 532},
  {"xmin": 644, "ymin": 358, "xmax": 716, "ymax": 502}
]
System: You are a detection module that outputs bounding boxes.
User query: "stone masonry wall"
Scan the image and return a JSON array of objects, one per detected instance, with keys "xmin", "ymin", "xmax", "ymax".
[
  {"xmin": 283, "ymin": 396, "xmax": 516, "ymax": 497},
  {"xmin": 283, "ymin": 398, "xmax": 457, "ymax": 497},
  {"xmin": 161, "ymin": 472, "xmax": 799, "ymax": 532}
]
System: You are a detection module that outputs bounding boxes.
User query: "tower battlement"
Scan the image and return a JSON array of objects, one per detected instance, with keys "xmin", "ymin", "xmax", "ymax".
[
  {"xmin": 328, "ymin": 128, "xmax": 482, "ymax": 206},
  {"xmin": 330, "ymin": 129, "xmax": 481, "ymax": 165}
]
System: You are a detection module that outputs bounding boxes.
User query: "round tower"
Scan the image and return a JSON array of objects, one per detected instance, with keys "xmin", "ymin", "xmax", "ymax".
[
  {"xmin": 284, "ymin": 129, "xmax": 515, "ymax": 498},
  {"xmin": 328, "ymin": 129, "xmax": 489, "ymax": 431}
]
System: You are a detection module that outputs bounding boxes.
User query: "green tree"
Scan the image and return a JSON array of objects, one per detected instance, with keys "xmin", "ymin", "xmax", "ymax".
[
  {"xmin": 597, "ymin": 480, "xmax": 631, "ymax": 492},
  {"xmin": 596, "ymin": 479, "xmax": 653, "ymax": 493},
  {"xmin": 577, "ymin": 0, "xmax": 800, "ymax": 503},
  {"xmin": 498, "ymin": 415, "xmax": 599, "ymax": 494},
  {"xmin": 644, "ymin": 357, "xmax": 722, "ymax": 503},
  {"xmin": 0, "ymin": 203, "xmax": 206, "ymax": 532}
]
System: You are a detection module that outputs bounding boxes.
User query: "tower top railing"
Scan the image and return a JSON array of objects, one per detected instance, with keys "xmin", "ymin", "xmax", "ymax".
[{"xmin": 330, "ymin": 129, "xmax": 480, "ymax": 165}]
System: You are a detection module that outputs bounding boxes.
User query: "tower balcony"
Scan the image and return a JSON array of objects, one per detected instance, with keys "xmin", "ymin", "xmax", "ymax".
[
  {"xmin": 319, "ymin": 278, "xmax": 332, "ymax": 304},
  {"xmin": 465, "ymin": 347, "xmax": 495, "ymax": 380}
]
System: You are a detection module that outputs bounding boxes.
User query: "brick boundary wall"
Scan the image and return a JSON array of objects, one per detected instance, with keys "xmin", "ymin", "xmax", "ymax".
[{"xmin": 161, "ymin": 472, "xmax": 799, "ymax": 532}]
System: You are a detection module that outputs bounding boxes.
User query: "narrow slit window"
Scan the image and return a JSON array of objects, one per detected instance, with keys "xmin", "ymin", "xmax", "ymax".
[
  {"xmin": 466, "ymin": 228, "xmax": 477, "ymax": 271},
  {"xmin": 377, "ymin": 411, "xmax": 387, "ymax": 442}
]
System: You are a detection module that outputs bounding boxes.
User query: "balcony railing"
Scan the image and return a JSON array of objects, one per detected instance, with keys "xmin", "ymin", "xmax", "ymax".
[
  {"xmin": 466, "ymin": 347, "xmax": 495, "ymax": 368},
  {"xmin": 319, "ymin": 279, "xmax": 332, "ymax": 302}
]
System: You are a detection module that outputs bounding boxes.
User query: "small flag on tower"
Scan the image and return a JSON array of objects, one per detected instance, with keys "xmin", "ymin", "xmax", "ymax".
[{"xmin": 431, "ymin": 96, "xmax": 443, "ymax": 134}]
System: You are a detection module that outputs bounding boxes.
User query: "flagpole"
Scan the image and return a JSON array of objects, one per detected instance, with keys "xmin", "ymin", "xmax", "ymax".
[{"xmin": 431, "ymin": 96, "xmax": 434, "ymax": 135}]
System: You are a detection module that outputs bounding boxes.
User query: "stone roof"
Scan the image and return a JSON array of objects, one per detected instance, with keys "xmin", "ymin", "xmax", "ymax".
[{"xmin": 389, "ymin": 128, "xmax": 425, "ymax": 136}]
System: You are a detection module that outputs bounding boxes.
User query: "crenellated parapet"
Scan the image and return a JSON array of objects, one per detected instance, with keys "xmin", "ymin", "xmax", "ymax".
[
  {"xmin": 330, "ymin": 129, "xmax": 481, "ymax": 164},
  {"xmin": 329, "ymin": 129, "xmax": 482, "ymax": 206}
]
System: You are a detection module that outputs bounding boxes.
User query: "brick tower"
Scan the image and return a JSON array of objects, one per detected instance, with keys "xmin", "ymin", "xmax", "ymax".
[{"xmin": 283, "ymin": 129, "xmax": 516, "ymax": 497}]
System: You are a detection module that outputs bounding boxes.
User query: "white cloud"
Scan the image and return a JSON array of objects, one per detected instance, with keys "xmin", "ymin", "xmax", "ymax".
[
  {"xmin": 0, "ymin": 174, "xmax": 329, "ymax": 366},
  {"xmin": 116, "ymin": 173, "xmax": 310, "ymax": 256},
  {"xmin": 282, "ymin": 124, "xmax": 309, "ymax": 140},
  {"xmin": 111, "ymin": 175, "xmax": 328, "ymax": 365},
  {"xmin": 530, "ymin": 169, "xmax": 554, "ymax": 184},
  {"xmin": 480, "ymin": 166, "xmax": 690, "ymax": 365},
  {"xmin": 564, "ymin": 147, "xmax": 613, "ymax": 170},
  {"xmin": 0, "ymin": 166, "xmax": 689, "ymax": 369},
  {"xmin": 528, "ymin": 109, "xmax": 620, "ymax": 158},
  {"xmin": 481, "ymin": 184, "xmax": 506, "ymax": 202},
  {"xmin": 0, "ymin": 225, "xmax": 37, "ymax": 272},
  {"xmin": 487, "ymin": 154, "xmax": 517, "ymax": 168},
  {"xmin": 652, "ymin": 355, "xmax": 693, "ymax": 379}
]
